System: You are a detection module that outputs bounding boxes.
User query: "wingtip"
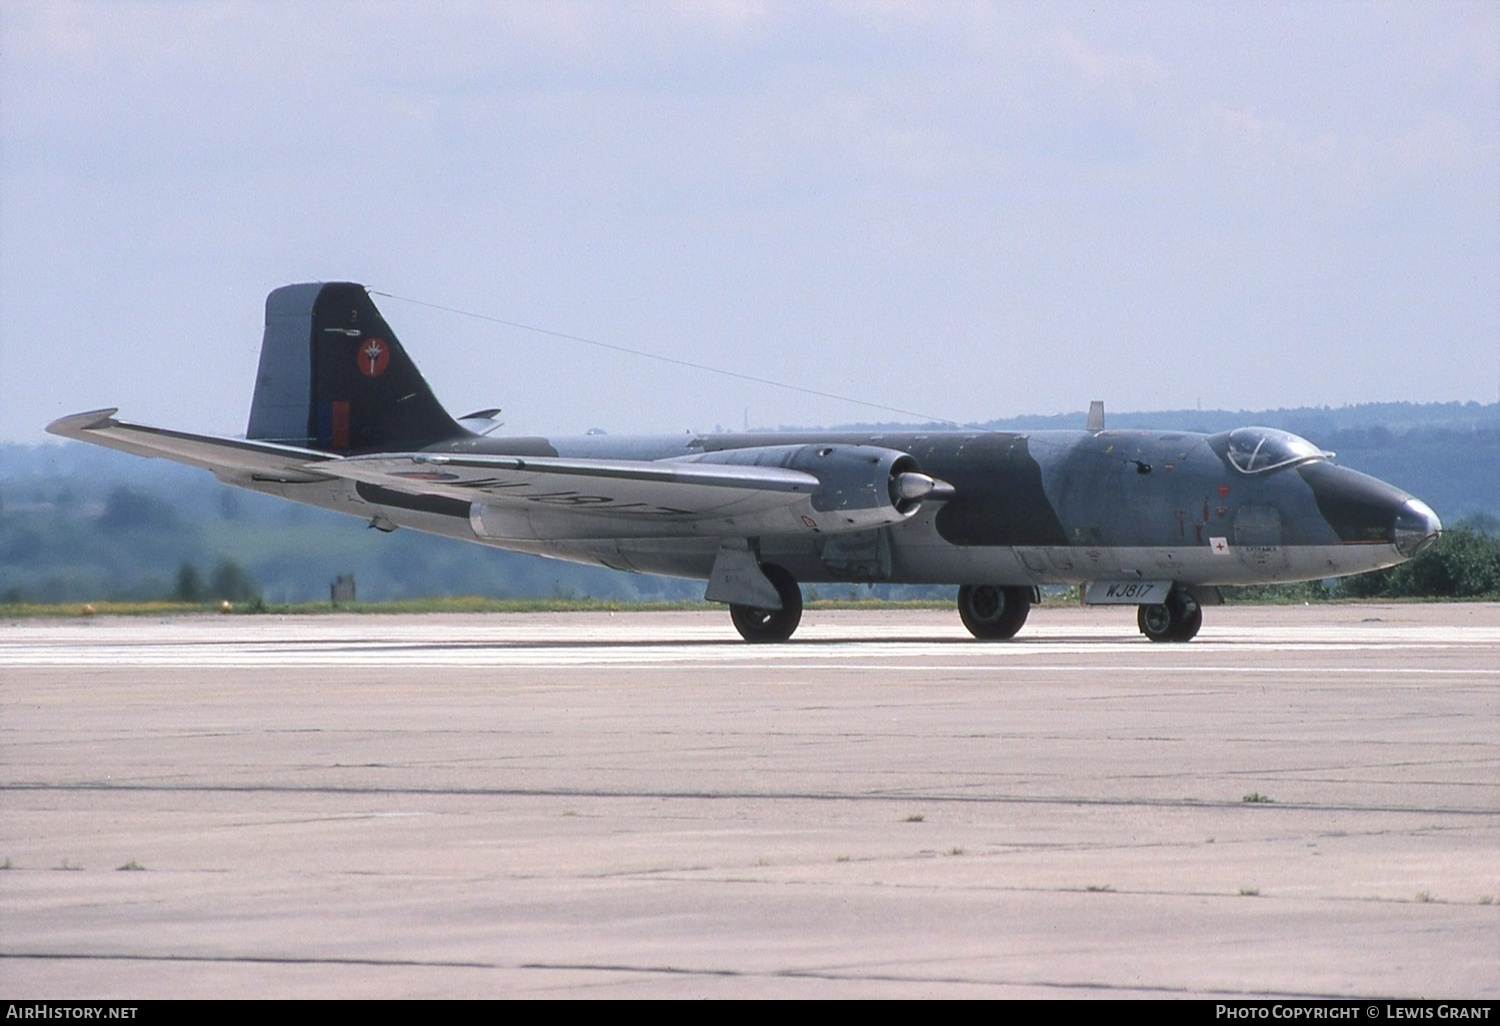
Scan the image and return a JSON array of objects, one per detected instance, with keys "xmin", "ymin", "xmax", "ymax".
[{"xmin": 45, "ymin": 408, "xmax": 121, "ymax": 437}]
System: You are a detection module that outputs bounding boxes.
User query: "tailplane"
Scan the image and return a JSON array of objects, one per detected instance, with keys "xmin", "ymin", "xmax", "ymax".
[{"xmin": 247, "ymin": 282, "xmax": 465, "ymax": 452}]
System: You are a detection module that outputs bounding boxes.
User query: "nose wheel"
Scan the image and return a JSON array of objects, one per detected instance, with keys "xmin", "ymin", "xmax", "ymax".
[
  {"xmin": 1137, "ymin": 590, "xmax": 1203, "ymax": 642},
  {"xmin": 728, "ymin": 564, "xmax": 803, "ymax": 643},
  {"xmin": 957, "ymin": 584, "xmax": 1032, "ymax": 640}
]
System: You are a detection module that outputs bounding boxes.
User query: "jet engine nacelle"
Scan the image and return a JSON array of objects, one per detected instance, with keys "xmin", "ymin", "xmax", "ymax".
[{"xmin": 685, "ymin": 443, "xmax": 952, "ymax": 531}]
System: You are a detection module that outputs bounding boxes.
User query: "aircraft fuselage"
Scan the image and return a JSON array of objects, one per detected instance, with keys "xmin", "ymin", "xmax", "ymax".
[{"xmin": 247, "ymin": 423, "xmax": 1432, "ymax": 593}]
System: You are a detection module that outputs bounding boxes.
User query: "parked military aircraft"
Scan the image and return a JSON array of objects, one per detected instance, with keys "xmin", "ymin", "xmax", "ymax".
[{"xmin": 49, "ymin": 282, "xmax": 1442, "ymax": 642}]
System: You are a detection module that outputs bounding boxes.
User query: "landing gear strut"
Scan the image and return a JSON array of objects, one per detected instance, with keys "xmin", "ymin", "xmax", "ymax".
[
  {"xmin": 1137, "ymin": 589, "xmax": 1203, "ymax": 642},
  {"xmin": 728, "ymin": 564, "xmax": 803, "ymax": 643},
  {"xmin": 957, "ymin": 584, "xmax": 1032, "ymax": 640}
]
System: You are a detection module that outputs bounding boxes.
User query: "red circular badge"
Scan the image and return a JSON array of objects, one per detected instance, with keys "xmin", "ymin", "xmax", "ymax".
[{"xmin": 358, "ymin": 337, "xmax": 390, "ymax": 377}]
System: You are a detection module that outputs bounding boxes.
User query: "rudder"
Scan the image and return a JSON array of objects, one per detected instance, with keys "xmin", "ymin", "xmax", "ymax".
[{"xmin": 247, "ymin": 282, "xmax": 465, "ymax": 453}]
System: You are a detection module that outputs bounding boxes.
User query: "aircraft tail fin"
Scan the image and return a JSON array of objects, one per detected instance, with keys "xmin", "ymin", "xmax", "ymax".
[{"xmin": 247, "ymin": 282, "xmax": 466, "ymax": 453}]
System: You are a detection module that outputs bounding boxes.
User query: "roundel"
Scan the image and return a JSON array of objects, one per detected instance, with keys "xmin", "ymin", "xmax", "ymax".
[{"xmin": 358, "ymin": 337, "xmax": 390, "ymax": 377}]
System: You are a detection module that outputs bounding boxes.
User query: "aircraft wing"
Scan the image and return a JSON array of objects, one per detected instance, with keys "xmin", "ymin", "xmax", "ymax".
[
  {"xmin": 45, "ymin": 409, "xmax": 337, "ymax": 484},
  {"xmin": 318, "ymin": 452, "xmax": 821, "ymax": 520},
  {"xmin": 47, "ymin": 412, "xmax": 923, "ymax": 535}
]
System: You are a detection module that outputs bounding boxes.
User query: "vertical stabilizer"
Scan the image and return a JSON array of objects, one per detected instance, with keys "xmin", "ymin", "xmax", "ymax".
[{"xmin": 246, "ymin": 283, "xmax": 465, "ymax": 453}]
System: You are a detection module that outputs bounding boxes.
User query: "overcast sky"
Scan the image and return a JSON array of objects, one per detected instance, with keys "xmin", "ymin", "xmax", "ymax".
[{"xmin": 2, "ymin": 1, "xmax": 1496, "ymax": 444}]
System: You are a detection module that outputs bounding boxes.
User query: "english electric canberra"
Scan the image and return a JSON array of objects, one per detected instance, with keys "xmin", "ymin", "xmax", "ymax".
[{"xmin": 49, "ymin": 283, "xmax": 1442, "ymax": 642}]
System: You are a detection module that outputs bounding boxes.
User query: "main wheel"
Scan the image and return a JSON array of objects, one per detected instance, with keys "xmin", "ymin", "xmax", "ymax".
[
  {"xmin": 728, "ymin": 564, "xmax": 803, "ymax": 643},
  {"xmin": 957, "ymin": 584, "xmax": 1031, "ymax": 640},
  {"xmin": 1137, "ymin": 590, "xmax": 1202, "ymax": 642}
]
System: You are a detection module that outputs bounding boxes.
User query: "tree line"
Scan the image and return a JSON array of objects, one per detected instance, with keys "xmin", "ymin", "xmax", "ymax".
[{"xmin": 1332, "ymin": 520, "xmax": 1500, "ymax": 599}]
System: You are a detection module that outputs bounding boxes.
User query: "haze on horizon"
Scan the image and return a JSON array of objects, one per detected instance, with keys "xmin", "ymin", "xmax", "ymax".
[{"xmin": 2, "ymin": 1, "xmax": 1496, "ymax": 445}]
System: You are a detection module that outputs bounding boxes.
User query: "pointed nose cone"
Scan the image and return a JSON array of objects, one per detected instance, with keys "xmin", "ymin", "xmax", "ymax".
[
  {"xmin": 1392, "ymin": 498, "xmax": 1442, "ymax": 558},
  {"xmin": 1299, "ymin": 462, "xmax": 1442, "ymax": 563}
]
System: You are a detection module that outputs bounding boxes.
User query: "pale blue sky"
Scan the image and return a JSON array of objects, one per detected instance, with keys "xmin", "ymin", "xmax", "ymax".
[{"xmin": 3, "ymin": 1, "xmax": 1496, "ymax": 443}]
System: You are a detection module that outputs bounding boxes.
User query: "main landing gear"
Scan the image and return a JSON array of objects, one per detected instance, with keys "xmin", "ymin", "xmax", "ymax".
[
  {"xmin": 724, "ymin": 571, "xmax": 1202, "ymax": 643},
  {"xmin": 1136, "ymin": 589, "xmax": 1203, "ymax": 642},
  {"xmin": 956, "ymin": 584, "xmax": 1032, "ymax": 640},
  {"xmin": 728, "ymin": 564, "xmax": 804, "ymax": 643}
]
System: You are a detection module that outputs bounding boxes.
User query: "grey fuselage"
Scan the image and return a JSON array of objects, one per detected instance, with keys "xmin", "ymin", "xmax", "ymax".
[{"xmin": 243, "ymin": 423, "xmax": 1430, "ymax": 591}]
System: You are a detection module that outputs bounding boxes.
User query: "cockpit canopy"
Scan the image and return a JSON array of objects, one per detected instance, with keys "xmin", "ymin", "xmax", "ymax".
[{"xmin": 1210, "ymin": 427, "xmax": 1332, "ymax": 475}]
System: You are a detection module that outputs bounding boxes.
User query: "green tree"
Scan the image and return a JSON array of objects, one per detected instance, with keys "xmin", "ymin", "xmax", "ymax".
[
  {"xmin": 100, "ymin": 487, "xmax": 180, "ymax": 530},
  {"xmin": 1336, "ymin": 522, "xmax": 1500, "ymax": 599},
  {"xmin": 209, "ymin": 559, "xmax": 261, "ymax": 603},
  {"xmin": 175, "ymin": 563, "xmax": 204, "ymax": 602}
]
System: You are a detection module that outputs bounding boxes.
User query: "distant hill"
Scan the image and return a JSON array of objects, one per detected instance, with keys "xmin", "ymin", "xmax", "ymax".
[
  {"xmin": 4, "ymin": 400, "xmax": 1497, "ymax": 603},
  {"xmin": 979, "ymin": 400, "xmax": 1500, "ymax": 436},
  {"xmin": 825, "ymin": 398, "xmax": 1500, "ymax": 439}
]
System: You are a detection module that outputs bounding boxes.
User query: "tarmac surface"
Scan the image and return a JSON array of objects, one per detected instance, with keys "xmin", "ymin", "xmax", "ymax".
[{"xmin": 1, "ymin": 603, "xmax": 1497, "ymax": 999}]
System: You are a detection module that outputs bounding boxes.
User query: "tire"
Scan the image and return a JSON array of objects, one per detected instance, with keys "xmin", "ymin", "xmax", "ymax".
[
  {"xmin": 1137, "ymin": 602, "xmax": 1175, "ymax": 641},
  {"xmin": 728, "ymin": 564, "xmax": 803, "ymax": 643},
  {"xmin": 957, "ymin": 584, "xmax": 1031, "ymax": 640},
  {"xmin": 1137, "ymin": 591, "xmax": 1202, "ymax": 642},
  {"xmin": 1171, "ymin": 598, "xmax": 1203, "ymax": 641}
]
